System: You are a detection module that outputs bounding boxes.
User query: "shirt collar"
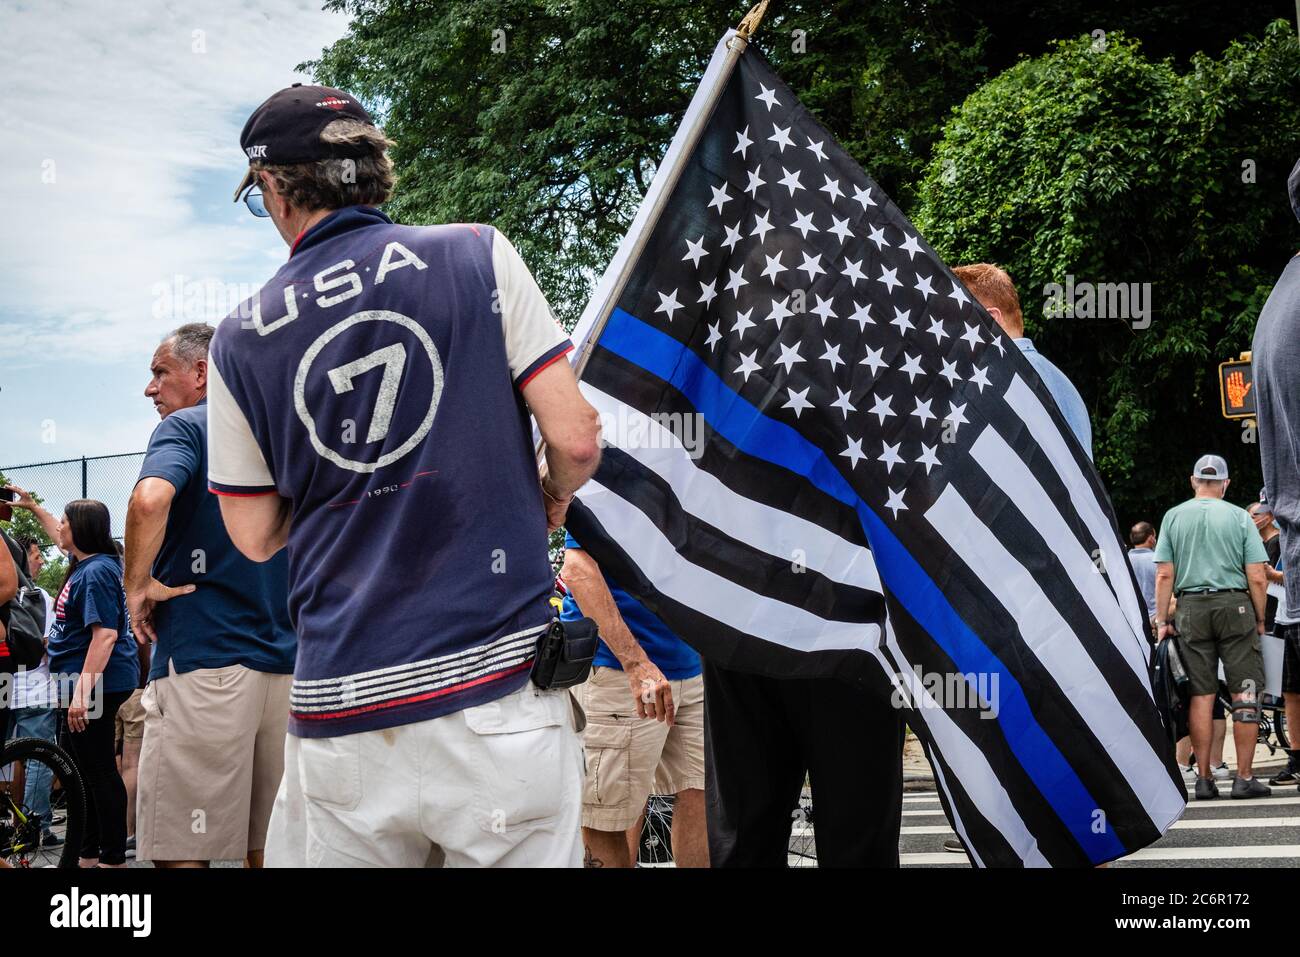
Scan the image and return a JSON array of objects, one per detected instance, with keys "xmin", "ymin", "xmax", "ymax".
[
  {"xmin": 1015, "ymin": 336, "xmax": 1036, "ymax": 353},
  {"xmin": 289, "ymin": 206, "xmax": 393, "ymax": 259}
]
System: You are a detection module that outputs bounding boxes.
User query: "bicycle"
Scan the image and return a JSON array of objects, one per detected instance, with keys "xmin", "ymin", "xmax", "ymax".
[
  {"xmin": 634, "ymin": 785, "xmax": 819, "ymax": 867},
  {"xmin": 0, "ymin": 735, "xmax": 85, "ymax": 868}
]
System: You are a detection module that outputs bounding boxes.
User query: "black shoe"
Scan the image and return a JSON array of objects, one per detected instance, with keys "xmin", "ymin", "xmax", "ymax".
[
  {"xmin": 1194, "ymin": 777, "xmax": 1218, "ymax": 800},
  {"xmin": 40, "ymin": 830, "xmax": 63, "ymax": 848},
  {"xmin": 942, "ymin": 837, "xmax": 965, "ymax": 853},
  {"xmin": 1268, "ymin": 767, "xmax": 1297, "ymax": 786},
  {"xmin": 1231, "ymin": 776, "xmax": 1271, "ymax": 798},
  {"xmin": 125, "ymin": 835, "xmax": 136, "ymax": 859}
]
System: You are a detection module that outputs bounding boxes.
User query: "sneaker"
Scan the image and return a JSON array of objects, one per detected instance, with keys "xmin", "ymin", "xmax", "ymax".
[
  {"xmin": 942, "ymin": 837, "xmax": 965, "ymax": 853},
  {"xmin": 1268, "ymin": 766, "xmax": 1297, "ymax": 786},
  {"xmin": 1212, "ymin": 762, "xmax": 1233, "ymax": 781},
  {"xmin": 1181, "ymin": 765, "xmax": 1198, "ymax": 785},
  {"xmin": 125, "ymin": 835, "xmax": 136, "ymax": 860},
  {"xmin": 1194, "ymin": 777, "xmax": 1218, "ymax": 800},
  {"xmin": 1230, "ymin": 776, "xmax": 1272, "ymax": 799},
  {"xmin": 40, "ymin": 830, "xmax": 63, "ymax": 848}
]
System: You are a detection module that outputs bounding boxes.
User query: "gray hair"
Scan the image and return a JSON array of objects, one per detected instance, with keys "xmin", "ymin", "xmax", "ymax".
[
  {"xmin": 252, "ymin": 117, "xmax": 395, "ymax": 212},
  {"xmin": 164, "ymin": 323, "xmax": 214, "ymax": 367}
]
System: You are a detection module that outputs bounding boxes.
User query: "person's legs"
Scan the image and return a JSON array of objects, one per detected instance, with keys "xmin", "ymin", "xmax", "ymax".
[
  {"xmin": 655, "ymin": 674, "xmax": 707, "ymax": 868},
  {"xmin": 140, "ymin": 665, "xmax": 266, "ymax": 867},
  {"xmin": 800, "ymin": 673, "xmax": 905, "ymax": 867},
  {"xmin": 669, "ymin": 788, "xmax": 708, "ymax": 867},
  {"xmin": 245, "ymin": 672, "xmax": 291, "ymax": 867},
  {"xmin": 64, "ymin": 691, "xmax": 130, "ymax": 866},
  {"xmin": 1187, "ymin": 694, "xmax": 1216, "ymax": 778},
  {"xmin": 10, "ymin": 708, "xmax": 57, "ymax": 824},
  {"xmin": 116, "ymin": 689, "xmax": 144, "ymax": 839},
  {"xmin": 703, "ymin": 663, "xmax": 804, "ymax": 867},
  {"xmin": 1213, "ymin": 596, "xmax": 1266, "ymax": 780},
  {"xmin": 576, "ymin": 666, "xmax": 669, "ymax": 868},
  {"xmin": 1177, "ymin": 595, "xmax": 1222, "ymax": 781},
  {"xmin": 1175, "ymin": 736, "xmax": 1192, "ymax": 767}
]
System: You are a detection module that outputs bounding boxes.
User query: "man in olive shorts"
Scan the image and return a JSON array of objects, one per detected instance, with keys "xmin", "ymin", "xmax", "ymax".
[{"xmin": 1154, "ymin": 455, "xmax": 1272, "ymax": 800}]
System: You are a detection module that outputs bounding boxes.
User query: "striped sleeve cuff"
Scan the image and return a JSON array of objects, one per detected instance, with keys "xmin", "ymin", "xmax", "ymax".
[
  {"xmin": 515, "ymin": 340, "xmax": 574, "ymax": 390},
  {"xmin": 209, "ymin": 481, "xmax": 279, "ymax": 497}
]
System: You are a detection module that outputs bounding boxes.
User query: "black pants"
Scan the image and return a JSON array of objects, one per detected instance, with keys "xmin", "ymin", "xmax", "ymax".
[
  {"xmin": 703, "ymin": 662, "xmax": 905, "ymax": 867},
  {"xmin": 62, "ymin": 690, "xmax": 131, "ymax": 865}
]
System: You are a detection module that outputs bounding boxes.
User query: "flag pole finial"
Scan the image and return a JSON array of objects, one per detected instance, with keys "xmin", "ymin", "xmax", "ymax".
[{"xmin": 736, "ymin": 1, "xmax": 770, "ymax": 40}]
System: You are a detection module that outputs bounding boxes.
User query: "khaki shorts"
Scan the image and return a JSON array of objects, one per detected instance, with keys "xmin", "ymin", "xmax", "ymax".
[
  {"xmin": 1175, "ymin": 592, "xmax": 1265, "ymax": 697},
  {"xmin": 114, "ymin": 687, "xmax": 145, "ymax": 745},
  {"xmin": 136, "ymin": 662, "xmax": 292, "ymax": 862},
  {"xmin": 577, "ymin": 666, "xmax": 704, "ymax": 832}
]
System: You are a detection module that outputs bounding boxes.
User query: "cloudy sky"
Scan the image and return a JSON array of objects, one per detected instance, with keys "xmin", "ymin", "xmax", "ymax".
[{"xmin": 0, "ymin": 0, "xmax": 349, "ymax": 469}]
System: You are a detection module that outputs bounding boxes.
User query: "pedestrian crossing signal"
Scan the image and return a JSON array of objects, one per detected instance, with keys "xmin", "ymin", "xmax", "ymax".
[{"xmin": 1218, "ymin": 356, "xmax": 1255, "ymax": 419}]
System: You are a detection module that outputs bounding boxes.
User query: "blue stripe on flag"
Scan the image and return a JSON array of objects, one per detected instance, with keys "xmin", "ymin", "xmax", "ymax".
[{"xmin": 598, "ymin": 306, "xmax": 1123, "ymax": 862}]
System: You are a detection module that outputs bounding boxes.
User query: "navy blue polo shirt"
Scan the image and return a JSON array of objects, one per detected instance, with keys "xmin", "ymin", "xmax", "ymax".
[
  {"xmin": 138, "ymin": 399, "xmax": 295, "ymax": 681},
  {"xmin": 47, "ymin": 553, "xmax": 139, "ymax": 694},
  {"xmin": 207, "ymin": 207, "xmax": 573, "ymax": 737},
  {"xmin": 560, "ymin": 533, "xmax": 701, "ymax": 680}
]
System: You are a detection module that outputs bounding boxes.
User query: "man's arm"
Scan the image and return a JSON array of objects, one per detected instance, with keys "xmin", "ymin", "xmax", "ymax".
[
  {"xmin": 123, "ymin": 477, "xmax": 195, "ymax": 643},
  {"xmin": 523, "ymin": 359, "xmax": 601, "ymax": 531},
  {"xmin": 1246, "ymin": 562, "xmax": 1268, "ymax": 635},
  {"xmin": 216, "ymin": 494, "xmax": 292, "ymax": 563},
  {"xmin": 561, "ymin": 546, "xmax": 673, "ymax": 724},
  {"xmin": 1154, "ymin": 562, "xmax": 1175, "ymax": 639}
]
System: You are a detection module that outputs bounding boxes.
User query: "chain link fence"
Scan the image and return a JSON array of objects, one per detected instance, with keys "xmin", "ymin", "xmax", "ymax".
[{"xmin": 0, "ymin": 453, "xmax": 146, "ymax": 540}]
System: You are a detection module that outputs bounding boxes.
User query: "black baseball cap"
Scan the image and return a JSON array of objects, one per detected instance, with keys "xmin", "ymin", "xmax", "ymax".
[{"xmin": 233, "ymin": 83, "xmax": 377, "ymax": 200}]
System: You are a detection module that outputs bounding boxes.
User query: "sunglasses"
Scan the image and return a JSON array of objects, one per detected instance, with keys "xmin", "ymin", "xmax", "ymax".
[{"xmin": 239, "ymin": 180, "xmax": 270, "ymax": 218}]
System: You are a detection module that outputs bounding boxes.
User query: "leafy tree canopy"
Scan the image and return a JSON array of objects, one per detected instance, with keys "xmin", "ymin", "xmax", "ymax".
[{"xmin": 914, "ymin": 21, "xmax": 1300, "ymax": 523}]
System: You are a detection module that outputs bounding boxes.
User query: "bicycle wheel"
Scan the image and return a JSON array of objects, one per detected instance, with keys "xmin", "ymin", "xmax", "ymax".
[
  {"xmin": 637, "ymin": 794, "xmax": 676, "ymax": 866},
  {"xmin": 788, "ymin": 789, "xmax": 817, "ymax": 868},
  {"xmin": 0, "ymin": 736, "xmax": 85, "ymax": 868},
  {"xmin": 1277, "ymin": 707, "xmax": 1290, "ymax": 751}
]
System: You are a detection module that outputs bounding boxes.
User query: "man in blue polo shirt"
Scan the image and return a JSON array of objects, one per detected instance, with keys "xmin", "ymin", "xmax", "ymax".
[
  {"xmin": 124, "ymin": 322, "xmax": 296, "ymax": 867},
  {"xmin": 560, "ymin": 532, "xmax": 707, "ymax": 867},
  {"xmin": 207, "ymin": 86, "xmax": 601, "ymax": 867}
]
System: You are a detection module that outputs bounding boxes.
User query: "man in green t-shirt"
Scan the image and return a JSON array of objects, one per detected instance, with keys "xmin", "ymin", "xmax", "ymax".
[{"xmin": 1154, "ymin": 455, "xmax": 1272, "ymax": 800}]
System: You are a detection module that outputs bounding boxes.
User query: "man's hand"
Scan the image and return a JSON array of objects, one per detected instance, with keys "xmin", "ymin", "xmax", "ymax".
[
  {"xmin": 1257, "ymin": 618, "xmax": 1267, "ymax": 636},
  {"xmin": 127, "ymin": 578, "xmax": 196, "ymax": 644},
  {"xmin": 1157, "ymin": 622, "xmax": 1174, "ymax": 642},
  {"xmin": 541, "ymin": 477, "xmax": 572, "ymax": 533},
  {"xmin": 626, "ymin": 659, "xmax": 675, "ymax": 726}
]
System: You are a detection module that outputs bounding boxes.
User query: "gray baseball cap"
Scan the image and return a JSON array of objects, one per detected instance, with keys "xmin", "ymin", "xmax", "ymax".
[{"xmin": 1191, "ymin": 454, "xmax": 1229, "ymax": 480}]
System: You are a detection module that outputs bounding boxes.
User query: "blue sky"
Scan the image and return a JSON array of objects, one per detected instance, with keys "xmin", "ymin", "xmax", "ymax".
[{"xmin": 0, "ymin": 0, "xmax": 350, "ymax": 468}]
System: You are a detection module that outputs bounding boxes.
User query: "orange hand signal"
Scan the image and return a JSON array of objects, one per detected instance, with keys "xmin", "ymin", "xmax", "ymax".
[{"xmin": 1226, "ymin": 370, "xmax": 1251, "ymax": 408}]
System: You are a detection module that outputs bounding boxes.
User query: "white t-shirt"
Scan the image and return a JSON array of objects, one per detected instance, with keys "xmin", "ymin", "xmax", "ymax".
[{"xmin": 12, "ymin": 588, "xmax": 57, "ymax": 709}]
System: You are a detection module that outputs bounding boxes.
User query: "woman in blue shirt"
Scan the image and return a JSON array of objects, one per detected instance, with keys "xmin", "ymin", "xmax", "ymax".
[{"xmin": 17, "ymin": 494, "xmax": 138, "ymax": 867}]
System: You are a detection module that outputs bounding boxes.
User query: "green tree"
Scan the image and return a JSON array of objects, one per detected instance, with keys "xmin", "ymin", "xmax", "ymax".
[
  {"xmin": 307, "ymin": 1, "xmax": 1288, "ymax": 327},
  {"xmin": 913, "ymin": 21, "xmax": 1300, "ymax": 523}
]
